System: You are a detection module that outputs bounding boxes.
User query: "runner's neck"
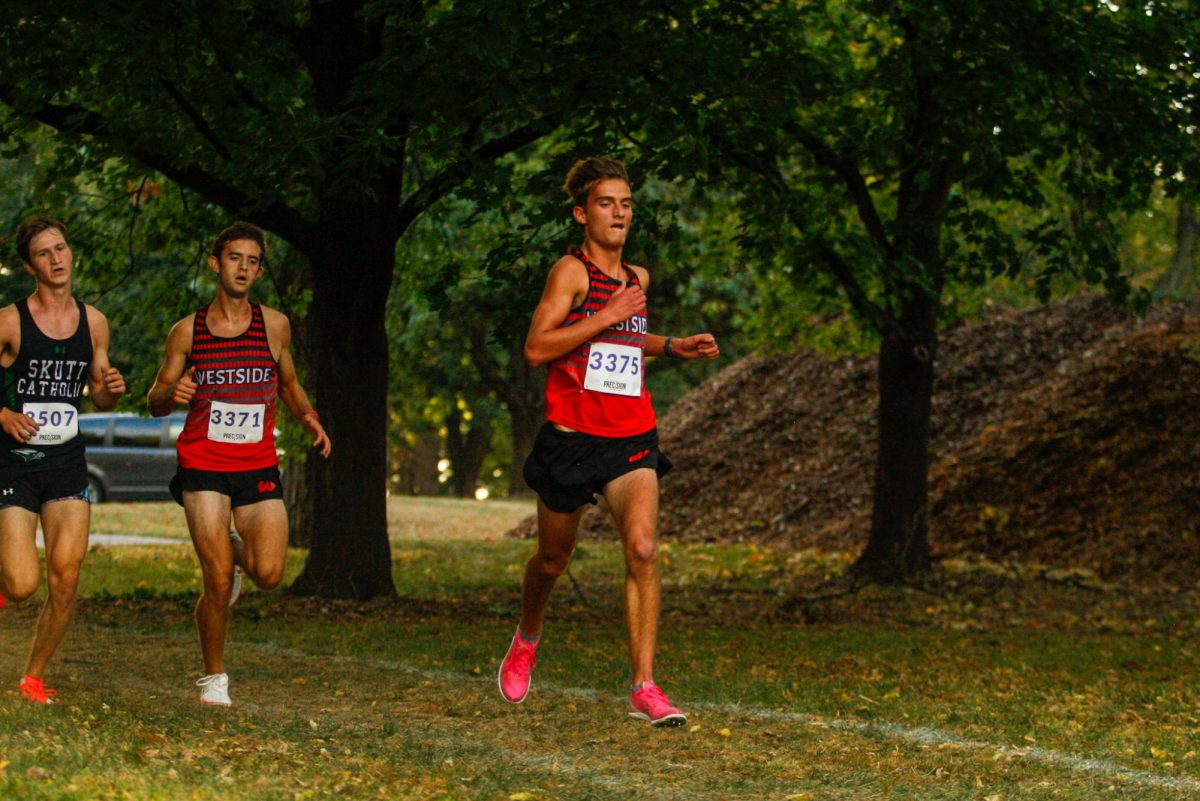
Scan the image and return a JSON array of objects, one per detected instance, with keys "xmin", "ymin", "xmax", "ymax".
[
  {"xmin": 580, "ymin": 242, "xmax": 625, "ymax": 280},
  {"xmin": 208, "ymin": 294, "xmax": 253, "ymax": 328},
  {"xmin": 27, "ymin": 288, "xmax": 80, "ymax": 338},
  {"xmin": 28, "ymin": 284, "xmax": 76, "ymax": 313}
]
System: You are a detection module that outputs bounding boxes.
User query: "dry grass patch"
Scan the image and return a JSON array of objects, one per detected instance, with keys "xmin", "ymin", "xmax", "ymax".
[{"xmin": 89, "ymin": 495, "xmax": 531, "ymax": 544}]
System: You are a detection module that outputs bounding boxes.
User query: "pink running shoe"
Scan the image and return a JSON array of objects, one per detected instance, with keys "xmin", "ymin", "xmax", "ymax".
[
  {"xmin": 629, "ymin": 681, "xmax": 687, "ymax": 727},
  {"xmin": 19, "ymin": 675, "xmax": 57, "ymax": 705},
  {"xmin": 498, "ymin": 629, "xmax": 538, "ymax": 703},
  {"xmin": 0, "ymin": 589, "xmax": 7, "ymax": 610}
]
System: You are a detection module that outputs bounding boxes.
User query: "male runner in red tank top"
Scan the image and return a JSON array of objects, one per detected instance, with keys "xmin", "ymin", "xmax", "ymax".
[
  {"xmin": 498, "ymin": 158, "xmax": 719, "ymax": 726},
  {"xmin": 147, "ymin": 222, "xmax": 330, "ymax": 706},
  {"xmin": 0, "ymin": 216, "xmax": 126, "ymax": 704}
]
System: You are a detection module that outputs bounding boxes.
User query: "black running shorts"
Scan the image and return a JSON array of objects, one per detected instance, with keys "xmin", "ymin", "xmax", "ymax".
[
  {"xmin": 0, "ymin": 459, "xmax": 89, "ymax": 513},
  {"xmin": 170, "ymin": 465, "xmax": 284, "ymax": 508},
  {"xmin": 522, "ymin": 423, "xmax": 672, "ymax": 514}
]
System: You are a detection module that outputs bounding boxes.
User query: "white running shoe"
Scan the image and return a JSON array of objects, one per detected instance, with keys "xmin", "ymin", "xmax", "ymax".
[
  {"xmin": 229, "ymin": 566, "xmax": 243, "ymax": 607},
  {"xmin": 197, "ymin": 673, "xmax": 231, "ymax": 706},
  {"xmin": 229, "ymin": 531, "xmax": 244, "ymax": 607}
]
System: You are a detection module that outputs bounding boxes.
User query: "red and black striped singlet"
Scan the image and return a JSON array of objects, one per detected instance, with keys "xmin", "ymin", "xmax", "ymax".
[
  {"xmin": 176, "ymin": 302, "xmax": 279, "ymax": 471},
  {"xmin": 544, "ymin": 247, "xmax": 656, "ymax": 437}
]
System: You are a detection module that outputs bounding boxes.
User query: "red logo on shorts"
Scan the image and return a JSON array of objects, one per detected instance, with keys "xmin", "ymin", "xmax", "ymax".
[
  {"xmin": 628, "ymin": 449, "xmax": 651, "ymax": 463},
  {"xmin": 257, "ymin": 480, "xmax": 277, "ymax": 493}
]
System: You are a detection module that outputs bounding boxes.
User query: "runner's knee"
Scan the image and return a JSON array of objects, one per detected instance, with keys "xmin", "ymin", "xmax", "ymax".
[
  {"xmin": 46, "ymin": 564, "xmax": 81, "ymax": 598},
  {"xmin": 2, "ymin": 573, "xmax": 38, "ymax": 602},
  {"xmin": 623, "ymin": 533, "xmax": 657, "ymax": 570},
  {"xmin": 250, "ymin": 564, "xmax": 284, "ymax": 591},
  {"xmin": 534, "ymin": 546, "xmax": 573, "ymax": 577},
  {"xmin": 202, "ymin": 572, "xmax": 233, "ymax": 602}
]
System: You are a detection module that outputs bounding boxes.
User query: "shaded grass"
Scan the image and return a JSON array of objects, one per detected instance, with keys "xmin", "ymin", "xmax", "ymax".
[{"xmin": 5, "ymin": 500, "xmax": 1200, "ymax": 799}]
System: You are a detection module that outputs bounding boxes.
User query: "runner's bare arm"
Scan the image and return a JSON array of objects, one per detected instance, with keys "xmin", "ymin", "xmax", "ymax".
[
  {"xmin": 0, "ymin": 304, "xmax": 20, "ymax": 369},
  {"xmin": 270, "ymin": 311, "xmax": 331, "ymax": 458},
  {"xmin": 86, "ymin": 306, "xmax": 126, "ymax": 411},
  {"xmin": 644, "ymin": 333, "xmax": 720, "ymax": 360},
  {"xmin": 524, "ymin": 256, "xmax": 648, "ymax": 367},
  {"xmin": 626, "ymin": 267, "xmax": 718, "ymax": 360},
  {"xmin": 0, "ymin": 304, "xmax": 38, "ymax": 440},
  {"xmin": 147, "ymin": 317, "xmax": 196, "ymax": 417}
]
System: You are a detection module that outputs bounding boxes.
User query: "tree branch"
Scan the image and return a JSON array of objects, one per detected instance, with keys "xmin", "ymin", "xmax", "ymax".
[
  {"xmin": 811, "ymin": 243, "xmax": 898, "ymax": 338},
  {"xmin": 783, "ymin": 120, "xmax": 896, "ymax": 261},
  {"xmin": 196, "ymin": 17, "xmax": 274, "ymax": 114},
  {"xmin": 0, "ymin": 86, "xmax": 314, "ymax": 251},
  {"xmin": 710, "ymin": 134, "xmax": 897, "ymax": 335},
  {"xmin": 158, "ymin": 79, "xmax": 232, "ymax": 160},
  {"xmin": 396, "ymin": 120, "xmax": 549, "ymax": 233}
]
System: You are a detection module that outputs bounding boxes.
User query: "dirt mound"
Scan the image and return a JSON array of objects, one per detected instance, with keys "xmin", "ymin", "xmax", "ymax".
[{"xmin": 510, "ymin": 295, "xmax": 1200, "ymax": 584}]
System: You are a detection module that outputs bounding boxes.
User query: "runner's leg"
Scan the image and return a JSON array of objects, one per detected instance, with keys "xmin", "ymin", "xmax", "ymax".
[
  {"xmin": 184, "ymin": 490, "xmax": 234, "ymax": 675},
  {"xmin": 231, "ymin": 499, "xmax": 287, "ymax": 591},
  {"xmin": 0, "ymin": 507, "xmax": 41, "ymax": 602},
  {"xmin": 519, "ymin": 498, "xmax": 584, "ymax": 639},
  {"xmin": 25, "ymin": 499, "xmax": 89, "ymax": 678},
  {"xmin": 602, "ymin": 467, "xmax": 660, "ymax": 686}
]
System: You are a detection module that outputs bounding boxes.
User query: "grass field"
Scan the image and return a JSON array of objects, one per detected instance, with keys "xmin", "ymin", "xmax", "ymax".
[
  {"xmin": 88, "ymin": 495, "xmax": 533, "ymax": 542},
  {"xmin": 3, "ymin": 498, "xmax": 1199, "ymax": 799}
]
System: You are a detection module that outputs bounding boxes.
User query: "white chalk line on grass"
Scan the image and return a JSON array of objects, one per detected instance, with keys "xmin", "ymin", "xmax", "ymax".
[
  {"xmin": 242, "ymin": 640, "xmax": 1200, "ymax": 794},
  {"xmin": 225, "ymin": 641, "xmax": 696, "ymax": 801}
]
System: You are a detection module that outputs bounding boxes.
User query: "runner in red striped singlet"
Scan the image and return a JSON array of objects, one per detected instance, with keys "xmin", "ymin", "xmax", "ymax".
[
  {"xmin": 147, "ymin": 222, "xmax": 330, "ymax": 707},
  {"xmin": 497, "ymin": 157, "xmax": 720, "ymax": 727}
]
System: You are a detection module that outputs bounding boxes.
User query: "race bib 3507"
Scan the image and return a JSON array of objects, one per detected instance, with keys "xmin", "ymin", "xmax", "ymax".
[
  {"xmin": 583, "ymin": 342, "xmax": 643, "ymax": 397},
  {"xmin": 22, "ymin": 402, "xmax": 78, "ymax": 445}
]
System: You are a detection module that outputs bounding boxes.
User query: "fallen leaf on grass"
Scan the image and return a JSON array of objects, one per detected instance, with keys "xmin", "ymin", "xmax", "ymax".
[
  {"xmin": 717, "ymin": 728, "xmax": 732, "ymax": 737},
  {"xmin": 509, "ymin": 793, "xmax": 537, "ymax": 800}
]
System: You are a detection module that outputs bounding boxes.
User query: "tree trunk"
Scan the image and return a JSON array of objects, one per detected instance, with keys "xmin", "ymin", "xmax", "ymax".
[
  {"xmin": 1156, "ymin": 197, "xmax": 1197, "ymax": 298},
  {"xmin": 853, "ymin": 294, "xmax": 938, "ymax": 583},
  {"xmin": 409, "ymin": 428, "xmax": 442, "ymax": 495},
  {"xmin": 446, "ymin": 403, "xmax": 494, "ymax": 498},
  {"xmin": 508, "ymin": 401, "xmax": 541, "ymax": 496},
  {"xmin": 504, "ymin": 343, "xmax": 544, "ymax": 496},
  {"xmin": 268, "ymin": 250, "xmax": 317, "ymax": 548},
  {"xmin": 465, "ymin": 328, "xmax": 544, "ymax": 496},
  {"xmin": 290, "ymin": 219, "xmax": 397, "ymax": 600},
  {"xmin": 284, "ymin": 455, "xmax": 315, "ymax": 548}
]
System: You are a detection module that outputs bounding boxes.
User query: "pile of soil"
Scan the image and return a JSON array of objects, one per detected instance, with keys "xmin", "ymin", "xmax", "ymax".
[{"xmin": 511, "ymin": 295, "xmax": 1200, "ymax": 586}]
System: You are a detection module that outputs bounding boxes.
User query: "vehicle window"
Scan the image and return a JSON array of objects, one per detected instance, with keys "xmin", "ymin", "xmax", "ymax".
[
  {"xmin": 112, "ymin": 418, "xmax": 165, "ymax": 447},
  {"xmin": 79, "ymin": 417, "xmax": 110, "ymax": 445},
  {"xmin": 167, "ymin": 418, "xmax": 185, "ymax": 445}
]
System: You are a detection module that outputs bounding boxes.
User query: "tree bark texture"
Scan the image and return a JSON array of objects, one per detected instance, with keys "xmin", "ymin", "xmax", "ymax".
[
  {"xmin": 1156, "ymin": 197, "xmax": 1197, "ymax": 298},
  {"xmin": 284, "ymin": 456, "xmax": 315, "ymax": 548},
  {"xmin": 468, "ymin": 334, "xmax": 544, "ymax": 495},
  {"xmin": 446, "ymin": 404, "xmax": 494, "ymax": 498},
  {"xmin": 290, "ymin": 214, "xmax": 398, "ymax": 599},
  {"xmin": 853, "ymin": 292, "xmax": 939, "ymax": 583}
]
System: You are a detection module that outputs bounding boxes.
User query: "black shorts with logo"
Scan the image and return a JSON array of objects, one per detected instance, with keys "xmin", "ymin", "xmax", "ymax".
[
  {"xmin": 170, "ymin": 465, "xmax": 284, "ymax": 509},
  {"xmin": 522, "ymin": 423, "xmax": 672, "ymax": 514},
  {"xmin": 0, "ymin": 459, "xmax": 90, "ymax": 513}
]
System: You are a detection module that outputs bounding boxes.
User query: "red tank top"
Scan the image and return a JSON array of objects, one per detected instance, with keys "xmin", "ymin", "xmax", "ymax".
[
  {"xmin": 176, "ymin": 302, "xmax": 279, "ymax": 471},
  {"xmin": 544, "ymin": 248, "xmax": 656, "ymax": 437}
]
